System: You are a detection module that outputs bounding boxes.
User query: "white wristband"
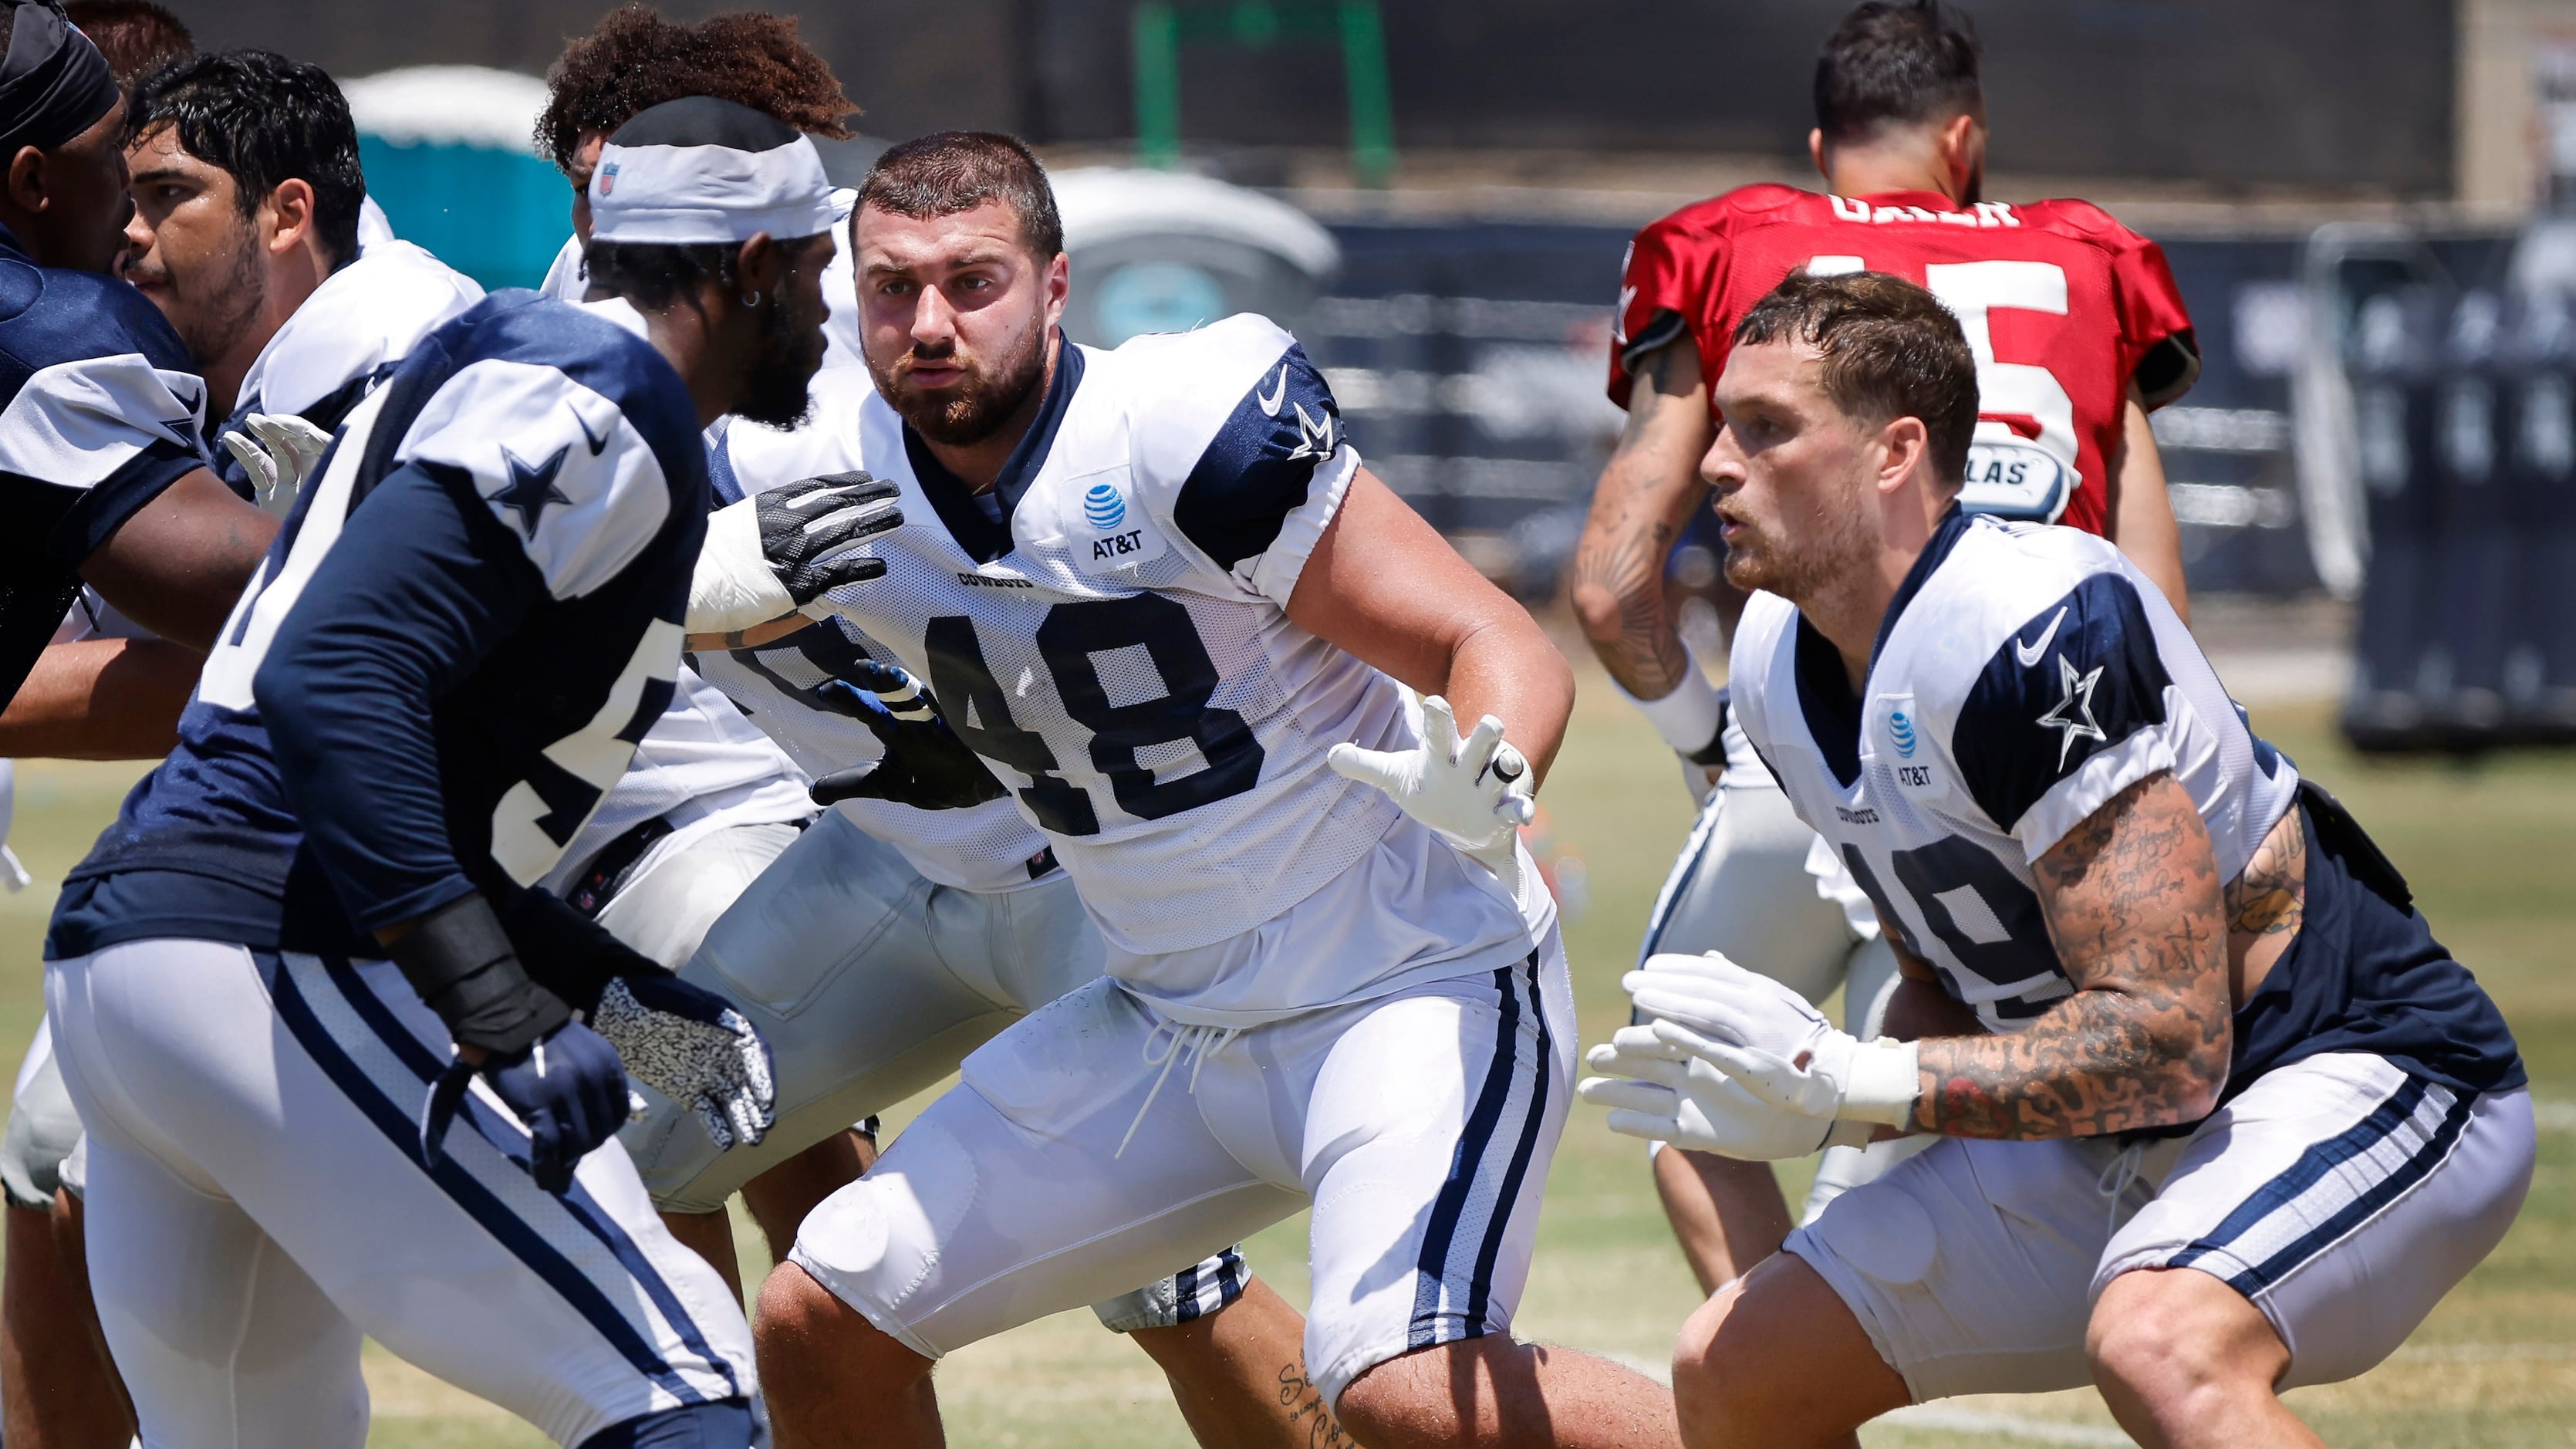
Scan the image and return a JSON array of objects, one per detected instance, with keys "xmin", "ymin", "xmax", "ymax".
[
  {"xmin": 686, "ymin": 498, "xmax": 796, "ymax": 633},
  {"xmin": 1610, "ymin": 643, "xmax": 1725, "ymax": 758},
  {"xmin": 1840, "ymin": 1038, "xmax": 1920, "ymax": 1129}
]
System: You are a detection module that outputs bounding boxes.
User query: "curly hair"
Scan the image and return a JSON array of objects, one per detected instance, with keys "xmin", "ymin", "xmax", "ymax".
[
  {"xmin": 536, "ymin": 5, "xmax": 855, "ymax": 174},
  {"xmin": 64, "ymin": 0, "xmax": 194, "ymax": 90}
]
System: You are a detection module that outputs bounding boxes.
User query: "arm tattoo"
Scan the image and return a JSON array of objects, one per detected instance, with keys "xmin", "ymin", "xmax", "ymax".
[
  {"xmin": 1275, "ymin": 1362, "xmax": 1354, "ymax": 1447},
  {"xmin": 1572, "ymin": 341, "xmax": 1703, "ymax": 697},
  {"xmin": 2224, "ymin": 805, "xmax": 2304, "ymax": 943},
  {"xmin": 1913, "ymin": 772, "xmax": 2233, "ymax": 1139}
]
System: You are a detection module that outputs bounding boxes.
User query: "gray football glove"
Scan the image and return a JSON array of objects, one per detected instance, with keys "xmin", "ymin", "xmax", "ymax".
[{"xmin": 586, "ymin": 974, "xmax": 777, "ymax": 1151}]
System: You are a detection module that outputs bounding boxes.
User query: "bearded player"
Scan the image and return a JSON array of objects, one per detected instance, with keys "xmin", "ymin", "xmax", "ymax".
[
  {"xmin": 1574, "ymin": 0, "xmax": 2201, "ymax": 1291},
  {"xmin": 1581, "ymin": 267, "xmax": 2530, "ymax": 1449},
  {"xmin": 737, "ymin": 132, "xmax": 1677, "ymax": 1448}
]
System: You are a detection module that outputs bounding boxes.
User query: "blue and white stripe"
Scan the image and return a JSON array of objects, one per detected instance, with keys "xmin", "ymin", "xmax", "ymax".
[
  {"xmin": 1407, "ymin": 954, "xmax": 1552, "ymax": 1350},
  {"xmin": 265, "ymin": 951, "xmax": 741, "ymax": 1409},
  {"xmin": 1170, "ymin": 1245, "xmax": 1248, "ymax": 1326},
  {"xmin": 2165, "ymin": 1073, "xmax": 2478, "ymax": 1295}
]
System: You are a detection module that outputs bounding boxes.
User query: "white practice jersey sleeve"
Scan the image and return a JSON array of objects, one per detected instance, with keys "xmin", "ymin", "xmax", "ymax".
[{"xmin": 1730, "ymin": 515, "xmax": 2298, "ymax": 1029}]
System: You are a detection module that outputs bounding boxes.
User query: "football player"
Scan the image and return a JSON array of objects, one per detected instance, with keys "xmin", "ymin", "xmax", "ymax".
[
  {"xmin": 1581, "ymin": 270, "xmax": 2530, "ymax": 1447},
  {"xmin": 532, "ymin": 16, "xmax": 1329, "ymax": 1444},
  {"xmin": 39, "ymin": 98, "xmax": 859, "ymax": 1446},
  {"xmin": 0, "ymin": 8, "xmax": 279, "ymax": 1444},
  {"xmin": 2, "ymin": 53, "xmax": 499, "ymax": 1449},
  {"xmin": 1575, "ymin": 0, "xmax": 2200, "ymax": 1290},
  {"xmin": 740, "ymin": 132, "xmax": 1678, "ymax": 1449}
]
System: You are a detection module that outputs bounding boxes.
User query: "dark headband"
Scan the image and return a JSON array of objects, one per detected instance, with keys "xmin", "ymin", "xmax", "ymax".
[{"xmin": 0, "ymin": 2, "xmax": 115, "ymax": 154}]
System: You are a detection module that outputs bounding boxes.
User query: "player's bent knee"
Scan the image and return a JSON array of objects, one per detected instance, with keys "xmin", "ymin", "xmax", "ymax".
[
  {"xmin": 755, "ymin": 1261, "xmax": 930, "ymax": 1387},
  {"xmin": 2086, "ymin": 1268, "xmax": 2284, "ymax": 1407},
  {"xmin": 580, "ymin": 1398, "xmax": 757, "ymax": 1448}
]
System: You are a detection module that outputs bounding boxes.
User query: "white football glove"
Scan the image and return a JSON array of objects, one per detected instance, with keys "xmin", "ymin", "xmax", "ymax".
[
  {"xmin": 1626, "ymin": 957, "xmax": 1919, "ymax": 1140},
  {"xmin": 1325, "ymin": 694, "xmax": 1535, "ymax": 893},
  {"xmin": 219, "ymin": 413, "xmax": 333, "ymax": 518},
  {"xmin": 1578, "ymin": 1025, "xmax": 1842, "ymax": 1160},
  {"xmin": 687, "ymin": 472, "xmax": 903, "ymax": 634}
]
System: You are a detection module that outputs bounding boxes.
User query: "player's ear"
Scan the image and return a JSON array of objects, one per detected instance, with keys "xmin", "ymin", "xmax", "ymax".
[
  {"xmin": 1878, "ymin": 414, "xmax": 1931, "ymax": 497},
  {"xmin": 1808, "ymin": 128, "xmax": 1828, "ymax": 182},
  {"xmin": 1042, "ymin": 248, "xmax": 1069, "ymax": 327},
  {"xmin": 263, "ymin": 177, "xmax": 315, "ymax": 258},
  {"xmin": 1937, "ymin": 112, "xmax": 1979, "ymax": 190},
  {"xmin": 735, "ymin": 231, "xmax": 785, "ymax": 307},
  {"xmin": 4, "ymin": 144, "xmax": 44, "ymax": 217}
]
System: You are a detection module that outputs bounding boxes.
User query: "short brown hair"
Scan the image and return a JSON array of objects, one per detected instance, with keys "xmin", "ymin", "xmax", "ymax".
[
  {"xmin": 65, "ymin": 0, "xmax": 193, "ymax": 90},
  {"xmin": 536, "ymin": 5, "xmax": 854, "ymax": 174},
  {"xmin": 856, "ymin": 131, "xmax": 1062, "ymax": 260},
  {"xmin": 1734, "ymin": 269, "xmax": 1978, "ymax": 488}
]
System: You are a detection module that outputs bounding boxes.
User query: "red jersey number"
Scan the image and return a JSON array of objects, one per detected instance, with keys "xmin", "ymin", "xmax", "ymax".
[{"xmin": 1813, "ymin": 254, "xmax": 2078, "ymax": 522}]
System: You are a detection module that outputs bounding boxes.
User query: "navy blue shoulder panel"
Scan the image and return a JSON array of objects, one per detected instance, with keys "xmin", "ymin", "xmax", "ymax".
[
  {"xmin": 1951, "ymin": 570, "xmax": 2173, "ymax": 833},
  {"xmin": 1173, "ymin": 341, "xmax": 1345, "ymax": 570}
]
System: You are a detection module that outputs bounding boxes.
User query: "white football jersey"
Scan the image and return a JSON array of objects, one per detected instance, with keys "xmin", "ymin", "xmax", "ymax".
[
  {"xmin": 718, "ymin": 316, "xmax": 1541, "ymax": 1017},
  {"xmin": 231, "ymin": 239, "xmax": 483, "ymax": 426},
  {"xmin": 697, "ymin": 373, "xmax": 1074, "ymax": 893},
  {"xmin": 1730, "ymin": 513, "xmax": 2300, "ymax": 1031}
]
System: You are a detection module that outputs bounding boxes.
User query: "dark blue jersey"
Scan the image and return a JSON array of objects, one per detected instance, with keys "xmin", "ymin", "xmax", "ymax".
[
  {"xmin": 0, "ymin": 223, "xmax": 212, "ymax": 706},
  {"xmin": 52, "ymin": 292, "xmax": 707, "ymax": 960}
]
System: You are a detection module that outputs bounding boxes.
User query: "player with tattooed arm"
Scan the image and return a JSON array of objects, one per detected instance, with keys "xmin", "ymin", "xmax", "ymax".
[
  {"xmin": 1580, "ymin": 270, "xmax": 2531, "ymax": 1448},
  {"xmin": 1575, "ymin": 0, "xmax": 2201, "ymax": 1292}
]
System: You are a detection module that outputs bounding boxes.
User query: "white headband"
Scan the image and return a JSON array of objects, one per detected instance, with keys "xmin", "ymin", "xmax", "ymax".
[{"xmin": 589, "ymin": 100, "xmax": 838, "ymax": 246}]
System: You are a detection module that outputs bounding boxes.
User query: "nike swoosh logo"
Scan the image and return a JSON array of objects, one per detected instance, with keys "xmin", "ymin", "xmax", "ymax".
[
  {"xmin": 572, "ymin": 405, "xmax": 611, "ymax": 456},
  {"xmin": 1257, "ymin": 364, "xmax": 1289, "ymax": 417},
  {"xmin": 2014, "ymin": 606, "xmax": 2068, "ymax": 668}
]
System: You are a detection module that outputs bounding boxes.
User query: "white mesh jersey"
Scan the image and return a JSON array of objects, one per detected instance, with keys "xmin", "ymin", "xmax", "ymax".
[
  {"xmin": 1730, "ymin": 512, "xmax": 2300, "ymax": 1031},
  {"xmin": 722, "ymin": 316, "xmax": 1440, "ymax": 970},
  {"xmin": 697, "ymin": 373, "xmax": 1075, "ymax": 893}
]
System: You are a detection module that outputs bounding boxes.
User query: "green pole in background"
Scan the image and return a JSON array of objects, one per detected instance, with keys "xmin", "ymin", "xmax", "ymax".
[
  {"xmin": 1131, "ymin": 0, "xmax": 1395, "ymax": 184},
  {"xmin": 1338, "ymin": 0, "xmax": 1395, "ymax": 187},
  {"xmin": 1134, "ymin": 1, "xmax": 1182, "ymax": 170}
]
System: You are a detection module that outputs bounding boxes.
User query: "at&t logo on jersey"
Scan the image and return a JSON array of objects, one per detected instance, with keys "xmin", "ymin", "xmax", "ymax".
[
  {"xmin": 1083, "ymin": 482, "xmax": 1126, "ymax": 530},
  {"xmin": 1888, "ymin": 708, "xmax": 1918, "ymax": 757},
  {"xmin": 1074, "ymin": 478, "xmax": 1165, "ymax": 572}
]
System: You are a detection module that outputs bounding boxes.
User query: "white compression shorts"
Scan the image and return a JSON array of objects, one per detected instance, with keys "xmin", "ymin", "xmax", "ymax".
[
  {"xmin": 1787, "ymin": 1052, "xmax": 2535, "ymax": 1402},
  {"xmin": 788, "ymin": 930, "xmax": 1574, "ymax": 1410}
]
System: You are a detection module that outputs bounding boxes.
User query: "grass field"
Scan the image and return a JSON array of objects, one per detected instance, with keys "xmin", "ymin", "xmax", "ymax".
[{"xmin": 2, "ymin": 651, "xmax": 2569, "ymax": 1447}]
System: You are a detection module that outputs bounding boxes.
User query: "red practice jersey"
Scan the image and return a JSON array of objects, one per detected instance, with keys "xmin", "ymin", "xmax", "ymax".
[{"xmin": 1608, "ymin": 185, "xmax": 2199, "ymax": 533}]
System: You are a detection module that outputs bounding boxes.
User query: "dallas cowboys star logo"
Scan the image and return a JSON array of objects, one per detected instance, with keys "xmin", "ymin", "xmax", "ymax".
[
  {"xmin": 491, "ymin": 442, "xmax": 574, "ymax": 538},
  {"xmin": 2036, "ymin": 655, "xmax": 2108, "ymax": 769}
]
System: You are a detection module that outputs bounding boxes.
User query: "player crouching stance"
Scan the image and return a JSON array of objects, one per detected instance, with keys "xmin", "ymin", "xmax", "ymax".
[
  {"xmin": 1582, "ymin": 270, "xmax": 2533, "ymax": 1448},
  {"xmin": 35, "ymin": 96, "xmax": 863, "ymax": 1446},
  {"xmin": 748, "ymin": 133, "xmax": 1678, "ymax": 1447}
]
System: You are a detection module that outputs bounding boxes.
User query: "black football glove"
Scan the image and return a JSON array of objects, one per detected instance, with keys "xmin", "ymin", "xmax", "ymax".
[
  {"xmin": 689, "ymin": 471, "xmax": 903, "ymax": 633},
  {"xmin": 809, "ymin": 659, "xmax": 1009, "ymax": 811}
]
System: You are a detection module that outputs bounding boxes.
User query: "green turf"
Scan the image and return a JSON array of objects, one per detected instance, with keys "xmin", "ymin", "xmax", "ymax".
[{"xmin": 3, "ymin": 668, "xmax": 2569, "ymax": 1447}]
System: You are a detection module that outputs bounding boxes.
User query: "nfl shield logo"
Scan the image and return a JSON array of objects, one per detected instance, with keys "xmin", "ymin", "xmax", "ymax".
[{"xmin": 599, "ymin": 161, "xmax": 619, "ymax": 197}]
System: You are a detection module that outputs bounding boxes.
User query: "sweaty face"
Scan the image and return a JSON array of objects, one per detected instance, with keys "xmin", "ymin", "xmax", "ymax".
[
  {"xmin": 1703, "ymin": 337, "xmax": 1883, "ymax": 604},
  {"xmin": 123, "ymin": 123, "xmax": 265, "ymax": 367},
  {"xmin": 855, "ymin": 198, "xmax": 1058, "ymax": 446},
  {"xmin": 732, "ymin": 231, "xmax": 835, "ymax": 428}
]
